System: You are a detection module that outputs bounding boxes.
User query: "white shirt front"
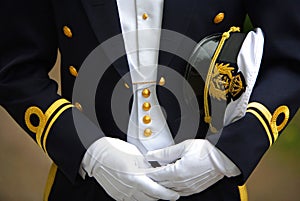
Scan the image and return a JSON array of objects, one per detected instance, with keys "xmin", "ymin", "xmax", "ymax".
[{"xmin": 116, "ymin": 0, "xmax": 174, "ymax": 153}]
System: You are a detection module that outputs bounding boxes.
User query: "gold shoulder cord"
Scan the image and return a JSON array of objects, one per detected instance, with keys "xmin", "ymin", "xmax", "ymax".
[
  {"xmin": 247, "ymin": 102, "xmax": 290, "ymax": 146},
  {"xmin": 24, "ymin": 98, "xmax": 74, "ymax": 155},
  {"xmin": 204, "ymin": 26, "xmax": 241, "ymax": 132}
]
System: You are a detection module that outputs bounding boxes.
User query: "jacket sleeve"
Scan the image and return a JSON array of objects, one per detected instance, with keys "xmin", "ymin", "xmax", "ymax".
[
  {"xmin": 0, "ymin": 0, "xmax": 103, "ymax": 183},
  {"xmin": 216, "ymin": 0, "xmax": 300, "ymax": 183}
]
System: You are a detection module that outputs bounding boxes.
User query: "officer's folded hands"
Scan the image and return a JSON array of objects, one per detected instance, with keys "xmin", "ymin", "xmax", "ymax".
[
  {"xmin": 145, "ymin": 139, "xmax": 241, "ymax": 196},
  {"xmin": 81, "ymin": 137, "xmax": 180, "ymax": 201},
  {"xmin": 81, "ymin": 27, "xmax": 264, "ymax": 200}
]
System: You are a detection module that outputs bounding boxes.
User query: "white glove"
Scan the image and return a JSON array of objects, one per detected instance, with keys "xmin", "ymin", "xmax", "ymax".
[
  {"xmin": 81, "ymin": 137, "xmax": 180, "ymax": 201},
  {"xmin": 146, "ymin": 139, "xmax": 241, "ymax": 196},
  {"xmin": 224, "ymin": 28, "xmax": 264, "ymax": 126}
]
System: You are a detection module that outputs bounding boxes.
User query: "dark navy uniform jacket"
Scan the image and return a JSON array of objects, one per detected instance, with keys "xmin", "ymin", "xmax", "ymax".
[{"xmin": 1, "ymin": 0, "xmax": 300, "ymax": 200}]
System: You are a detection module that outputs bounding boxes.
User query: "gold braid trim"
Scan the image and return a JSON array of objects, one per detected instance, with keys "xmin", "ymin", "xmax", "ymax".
[
  {"xmin": 24, "ymin": 106, "xmax": 47, "ymax": 148},
  {"xmin": 43, "ymin": 163, "xmax": 57, "ymax": 201},
  {"xmin": 247, "ymin": 102, "xmax": 290, "ymax": 146},
  {"xmin": 271, "ymin": 105, "xmax": 290, "ymax": 139},
  {"xmin": 24, "ymin": 99, "xmax": 73, "ymax": 152},
  {"xmin": 204, "ymin": 26, "xmax": 241, "ymax": 133},
  {"xmin": 132, "ymin": 80, "xmax": 156, "ymax": 85},
  {"xmin": 42, "ymin": 104, "xmax": 74, "ymax": 154},
  {"xmin": 238, "ymin": 185, "xmax": 248, "ymax": 201},
  {"xmin": 246, "ymin": 109, "xmax": 273, "ymax": 146}
]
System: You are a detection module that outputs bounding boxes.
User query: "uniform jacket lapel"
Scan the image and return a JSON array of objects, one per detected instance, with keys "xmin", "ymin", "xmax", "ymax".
[
  {"xmin": 159, "ymin": 0, "xmax": 197, "ymax": 67},
  {"xmin": 80, "ymin": 0, "xmax": 196, "ymax": 78},
  {"xmin": 80, "ymin": 0, "xmax": 130, "ymax": 79},
  {"xmin": 81, "ymin": 0, "xmax": 121, "ymax": 43}
]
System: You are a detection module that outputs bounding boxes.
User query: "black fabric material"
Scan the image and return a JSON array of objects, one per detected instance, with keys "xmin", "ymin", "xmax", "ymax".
[
  {"xmin": 218, "ymin": 33, "xmax": 247, "ymax": 64},
  {"xmin": 49, "ymin": 169, "xmax": 241, "ymax": 201}
]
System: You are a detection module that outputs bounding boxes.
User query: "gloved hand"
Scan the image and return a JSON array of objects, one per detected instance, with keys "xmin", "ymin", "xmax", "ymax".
[
  {"xmin": 146, "ymin": 139, "xmax": 241, "ymax": 196},
  {"xmin": 81, "ymin": 137, "xmax": 180, "ymax": 201}
]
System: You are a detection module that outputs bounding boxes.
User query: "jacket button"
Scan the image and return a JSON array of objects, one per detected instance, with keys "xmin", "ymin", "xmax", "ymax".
[
  {"xmin": 124, "ymin": 82, "xmax": 130, "ymax": 89},
  {"xmin": 63, "ymin": 26, "xmax": 73, "ymax": 38},
  {"xmin": 74, "ymin": 102, "xmax": 83, "ymax": 112},
  {"xmin": 144, "ymin": 128, "xmax": 152, "ymax": 137},
  {"xmin": 142, "ymin": 13, "xmax": 149, "ymax": 20},
  {"xmin": 143, "ymin": 115, "xmax": 152, "ymax": 124},
  {"xmin": 159, "ymin": 77, "xmax": 166, "ymax": 86},
  {"xmin": 142, "ymin": 102, "xmax": 151, "ymax": 111},
  {"xmin": 142, "ymin": 88, "xmax": 151, "ymax": 98},
  {"xmin": 214, "ymin": 12, "xmax": 225, "ymax": 24},
  {"xmin": 69, "ymin": 66, "xmax": 78, "ymax": 77}
]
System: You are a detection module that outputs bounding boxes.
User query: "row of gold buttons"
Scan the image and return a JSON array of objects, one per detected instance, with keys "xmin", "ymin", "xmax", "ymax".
[
  {"xmin": 142, "ymin": 10, "xmax": 224, "ymax": 23},
  {"xmin": 142, "ymin": 88, "xmax": 152, "ymax": 137},
  {"xmin": 63, "ymin": 12, "xmax": 225, "ymax": 38},
  {"xmin": 63, "ymin": 10, "xmax": 225, "ymax": 76},
  {"xmin": 62, "ymin": 9, "xmax": 224, "ymax": 135},
  {"xmin": 63, "ymin": 26, "xmax": 83, "ymax": 112},
  {"xmin": 141, "ymin": 0, "xmax": 150, "ymax": 136},
  {"xmin": 63, "ymin": 26, "xmax": 79, "ymax": 79}
]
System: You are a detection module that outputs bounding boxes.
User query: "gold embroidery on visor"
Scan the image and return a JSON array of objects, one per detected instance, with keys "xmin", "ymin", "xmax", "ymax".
[{"xmin": 210, "ymin": 63, "xmax": 246, "ymax": 101}]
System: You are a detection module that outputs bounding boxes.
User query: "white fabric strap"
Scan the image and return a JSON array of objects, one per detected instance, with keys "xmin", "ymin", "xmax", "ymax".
[
  {"xmin": 127, "ymin": 84, "xmax": 175, "ymax": 153},
  {"xmin": 116, "ymin": 0, "xmax": 174, "ymax": 153}
]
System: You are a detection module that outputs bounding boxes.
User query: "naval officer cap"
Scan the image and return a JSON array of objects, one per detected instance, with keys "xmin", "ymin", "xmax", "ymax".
[{"xmin": 185, "ymin": 27, "xmax": 264, "ymax": 131}]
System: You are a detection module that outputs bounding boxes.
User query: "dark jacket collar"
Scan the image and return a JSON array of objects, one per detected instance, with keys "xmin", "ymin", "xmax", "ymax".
[{"xmin": 81, "ymin": 0, "xmax": 196, "ymax": 77}]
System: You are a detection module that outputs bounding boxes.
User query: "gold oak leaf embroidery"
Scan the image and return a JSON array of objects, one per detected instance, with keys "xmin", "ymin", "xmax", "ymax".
[{"xmin": 210, "ymin": 63, "xmax": 246, "ymax": 102}]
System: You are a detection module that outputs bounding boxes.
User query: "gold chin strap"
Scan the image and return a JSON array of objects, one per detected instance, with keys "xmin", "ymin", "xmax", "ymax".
[{"xmin": 204, "ymin": 26, "xmax": 241, "ymax": 133}]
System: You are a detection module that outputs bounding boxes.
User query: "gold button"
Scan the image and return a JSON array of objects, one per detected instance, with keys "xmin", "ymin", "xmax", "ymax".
[
  {"xmin": 159, "ymin": 77, "xmax": 166, "ymax": 86},
  {"xmin": 143, "ymin": 115, "xmax": 152, "ymax": 124},
  {"xmin": 214, "ymin": 12, "xmax": 225, "ymax": 24},
  {"xmin": 142, "ymin": 102, "xmax": 151, "ymax": 111},
  {"xmin": 69, "ymin": 66, "xmax": 78, "ymax": 77},
  {"xmin": 63, "ymin": 26, "xmax": 73, "ymax": 38},
  {"xmin": 144, "ymin": 128, "xmax": 152, "ymax": 137},
  {"xmin": 74, "ymin": 102, "xmax": 83, "ymax": 112},
  {"xmin": 142, "ymin": 88, "xmax": 151, "ymax": 98},
  {"xmin": 142, "ymin": 13, "xmax": 148, "ymax": 20},
  {"xmin": 124, "ymin": 82, "xmax": 130, "ymax": 89}
]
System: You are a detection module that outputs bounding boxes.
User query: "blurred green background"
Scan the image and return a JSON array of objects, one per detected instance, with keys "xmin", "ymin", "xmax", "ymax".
[
  {"xmin": 247, "ymin": 111, "xmax": 300, "ymax": 201},
  {"xmin": 0, "ymin": 20, "xmax": 299, "ymax": 200}
]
